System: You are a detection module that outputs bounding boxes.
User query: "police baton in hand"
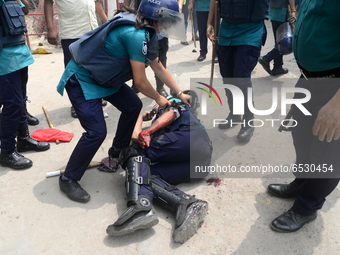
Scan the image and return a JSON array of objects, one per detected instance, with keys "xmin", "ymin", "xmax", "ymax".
[{"xmin": 209, "ymin": 0, "xmax": 219, "ymax": 95}]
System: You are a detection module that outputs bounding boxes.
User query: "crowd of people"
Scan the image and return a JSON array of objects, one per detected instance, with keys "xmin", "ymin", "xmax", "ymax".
[{"xmin": 1, "ymin": 0, "xmax": 339, "ymax": 245}]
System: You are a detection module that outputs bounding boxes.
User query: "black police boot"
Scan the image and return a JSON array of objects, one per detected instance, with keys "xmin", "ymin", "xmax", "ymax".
[
  {"xmin": 106, "ymin": 147, "xmax": 158, "ymax": 236},
  {"xmin": 108, "ymin": 146, "xmax": 121, "ymax": 158},
  {"xmin": 258, "ymin": 56, "xmax": 272, "ymax": 75},
  {"xmin": 59, "ymin": 176, "xmax": 90, "ymax": 203},
  {"xmin": 268, "ymin": 180, "xmax": 301, "ymax": 198},
  {"xmin": 16, "ymin": 127, "xmax": 50, "ymax": 152},
  {"xmin": 157, "ymin": 86, "xmax": 169, "ymax": 98},
  {"xmin": 106, "ymin": 195, "xmax": 158, "ymax": 236},
  {"xmin": 151, "ymin": 178, "xmax": 208, "ymax": 243},
  {"xmin": 173, "ymin": 195, "xmax": 208, "ymax": 244},
  {"xmin": 271, "ymin": 68, "xmax": 289, "ymax": 76},
  {"xmin": 271, "ymin": 210, "xmax": 317, "ymax": 233},
  {"xmin": 25, "ymin": 102, "xmax": 39, "ymax": 126},
  {"xmin": 0, "ymin": 151, "xmax": 32, "ymax": 169},
  {"xmin": 237, "ymin": 117, "xmax": 255, "ymax": 141},
  {"xmin": 197, "ymin": 54, "xmax": 206, "ymax": 62},
  {"xmin": 218, "ymin": 113, "xmax": 242, "ymax": 129}
]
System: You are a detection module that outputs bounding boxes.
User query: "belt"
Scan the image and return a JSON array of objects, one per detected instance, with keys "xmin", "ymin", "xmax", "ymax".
[{"xmin": 298, "ymin": 64, "xmax": 340, "ymax": 80}]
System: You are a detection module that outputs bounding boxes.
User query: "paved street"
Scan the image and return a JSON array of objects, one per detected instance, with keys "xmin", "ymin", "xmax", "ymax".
[{"xmin": 1, "ymin": 20, "xmax": 339, "ymax": 255}]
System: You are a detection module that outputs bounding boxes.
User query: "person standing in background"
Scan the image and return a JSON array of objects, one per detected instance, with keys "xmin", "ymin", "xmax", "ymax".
[
  {"xmin": 178, "ymin": 0, "xmax": 198, "ymax": 46},
  {"xmin": 268, "ymin": 0, "xmax": 340, "ymax": 233},
  {"xmin": 188, "ymin": 0, "xmax": 219, "ymax": 62},
  {"xmin": 0, "ymin": 0, "xmax": 50, "ymax": 169},
  {"xmin": 44, "ymin": 0, "xmax": 108, "ymax": 118},
  {"xmin": 207, "ymin": 0, "xmax": 269, "ymax": 141},
  {"xmin": 258, "ymin": 0, "xmax": 296, "ymax": 76}
]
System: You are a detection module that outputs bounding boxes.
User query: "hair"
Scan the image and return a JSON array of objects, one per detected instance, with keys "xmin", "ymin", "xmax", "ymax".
[{"xmin": 113, "ymin": 6, "xmax": 154, "ymax": 29}]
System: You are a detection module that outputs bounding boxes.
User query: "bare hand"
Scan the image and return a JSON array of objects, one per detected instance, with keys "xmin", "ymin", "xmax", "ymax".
[
  {"xmin": 179, "ymin": 93, "xmax": 191, "ymax": 107},
  {"xmin": 313, "ymin": 101, "xmax": 340, "ymax": 142},
  {"xmin": 47, "ymin": 29, "xmax": 58, "ymax": 46},
  {"xmin": 156, "ymin": 96, "xmax": 171, "ymax": 109},
  {"xmin": 188, "ymin": 3, "xmax": 193, "ymax": 13},
  {"xmin": 139, "ymin": 130, "xmax": 151, "ymax": 148},
  {"xmin": 207, "ymin": 25, "xmax": 217, "ymax": 44},
  {"xmin": 288, "ymin": 12, "xmax": 296, "ymax": 24}
]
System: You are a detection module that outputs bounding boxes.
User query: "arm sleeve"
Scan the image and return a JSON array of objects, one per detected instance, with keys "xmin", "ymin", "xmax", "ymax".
[{"xmin": 121, "ymin": 29, "xmax": 147, "ymax": 63}]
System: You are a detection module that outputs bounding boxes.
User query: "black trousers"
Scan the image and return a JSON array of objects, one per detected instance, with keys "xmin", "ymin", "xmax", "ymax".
[{"xmin": 291, "ymin": 76, "xmax": 340, "ymax": 216}]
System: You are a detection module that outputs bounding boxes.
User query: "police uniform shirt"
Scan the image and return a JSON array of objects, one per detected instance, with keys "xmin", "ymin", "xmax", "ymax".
[
  {"xmin": 0, "ymin": 0, "xmax": 34, "ymax": 76},
  {"xmin": 218, "ymin": 21, "xmax": 263, "ymax": 48},
  {"xmin": 57, "ymin": 25, "xmax": 148, "ymax": 100},
  {"xmin": 269, "ymin": 0, "xmax": 289, "ymax": 23},
  {"xmin": 194, "ymin": 0, "xmax": 211, "ymax": 12},
  {"xmin": 269, "ymin": 7, "xmax": 288, "ymax": 23},
  {"xmin": 293, "ymin": 0, "xmax": 340, "ymax": 72}
]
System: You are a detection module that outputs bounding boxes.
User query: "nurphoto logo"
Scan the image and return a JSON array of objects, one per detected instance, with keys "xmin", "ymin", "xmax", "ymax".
[{"xmin": 197, "ymin": 82, "xmax": 312, "ymax": 129}]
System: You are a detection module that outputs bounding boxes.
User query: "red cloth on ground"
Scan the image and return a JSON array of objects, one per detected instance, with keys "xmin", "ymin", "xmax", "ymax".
[{"xmin": 31, "ymin": 128, "xmax": 74, "ymax": 142}]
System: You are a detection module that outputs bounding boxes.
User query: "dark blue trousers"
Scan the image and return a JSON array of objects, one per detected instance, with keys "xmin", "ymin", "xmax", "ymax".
[
  {"xmin": 138, "ymin": 125, "xmax": 212, "ymax": 200},
  {"xmin": 61, "ymin": 39, "xmax": 78, "ymax": 67},
  {"xmin": 291, "ymin": 77, "xmax": 340, "ymax": 216},
  {"xmin": 154, "ymin": 37, "xmax": 169, "ymax": 88},
  {"xmin": 196, "ymin": 11, "xmax": 219, "ymax": 56},
  {"xmin": 63, "ymin": 75, "xmax": 142, "ymax": 180},
  {"xmin": 263, "ymin": 20, "xmax": 284, "ymax": 69},
  {"xmin": 0, "ymin": 67, "xmax": 28, "ymax": 154},
  {"xmin": 182, "ymin": 0, "xmax": 198, "ymax": 37},
  {"xmin": 218, "ymin": 45, "xmax": 261, "ymax": 119},
  {"xmin": 145, "ymin": 125, "xmax": 212, "ymax": 184}
]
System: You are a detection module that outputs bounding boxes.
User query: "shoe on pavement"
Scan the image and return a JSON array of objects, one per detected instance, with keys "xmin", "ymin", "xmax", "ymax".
[
  {"xmin": 258, "ymin": 56, "xmax": 272, "ymax": 75},
  {"xmin": 237, "ymin": 126, "xmax": 255, "ymax": 141},
  {"xmin": 267, "ymin": 180, "xmax": 301, "ymax": 198},
  {"xmin": 271, "ymin": 210, "xmax": 317, "ymax": 233},
  {"xmin": 27, "ymin": 111, "xmax": 39, "ymax": 126},
  {"xmin": 272, "ymin": 68, "xmax": 289, "ymax": 76},
  {"xmin": 59, "ymin": 176, "xmax": 90, "ymax": 203},
  {"xmin": 197, "ymin": 54, "xmax": 206, "ymax": 62},
  {"xmin": 0, "ymin": 151, "xmax": 32, "ymax": 169}
]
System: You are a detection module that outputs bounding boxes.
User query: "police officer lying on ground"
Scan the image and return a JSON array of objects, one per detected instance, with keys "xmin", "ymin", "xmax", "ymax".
[{"xmin": 106, "ymin": 91, "xmax": 213, "ymax": 244}]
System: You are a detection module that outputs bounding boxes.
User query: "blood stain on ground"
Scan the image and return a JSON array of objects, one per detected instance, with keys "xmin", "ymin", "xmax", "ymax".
[{"xmin": 206, "ymin": 178, "xmax": 222, "ymax": 187}]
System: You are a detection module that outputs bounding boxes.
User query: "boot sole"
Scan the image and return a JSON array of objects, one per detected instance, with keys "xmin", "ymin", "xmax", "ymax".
[
  {"xmin": 0, "ymin": 161, "xmax": 32, "ymax": 170},
  {"xmin": 106, "ymin": 212, "xmax": 159, "ymax": 237},
  {"xmin": 173, "ymin": 201, "xmax": 208, "ymax": 244}
]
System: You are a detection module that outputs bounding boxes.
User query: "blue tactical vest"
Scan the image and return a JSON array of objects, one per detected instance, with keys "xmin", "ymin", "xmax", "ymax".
[
  {"xmin": 219, "ymin": 0, "xmax": 269, "ymax": 23},
  {"xmin": 69, "ymin": 12, "xmax": 159, "ymax": 88},
  {"xmin": 0, "ymin": 0, "xmax": 27, "ymax": 52}
]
